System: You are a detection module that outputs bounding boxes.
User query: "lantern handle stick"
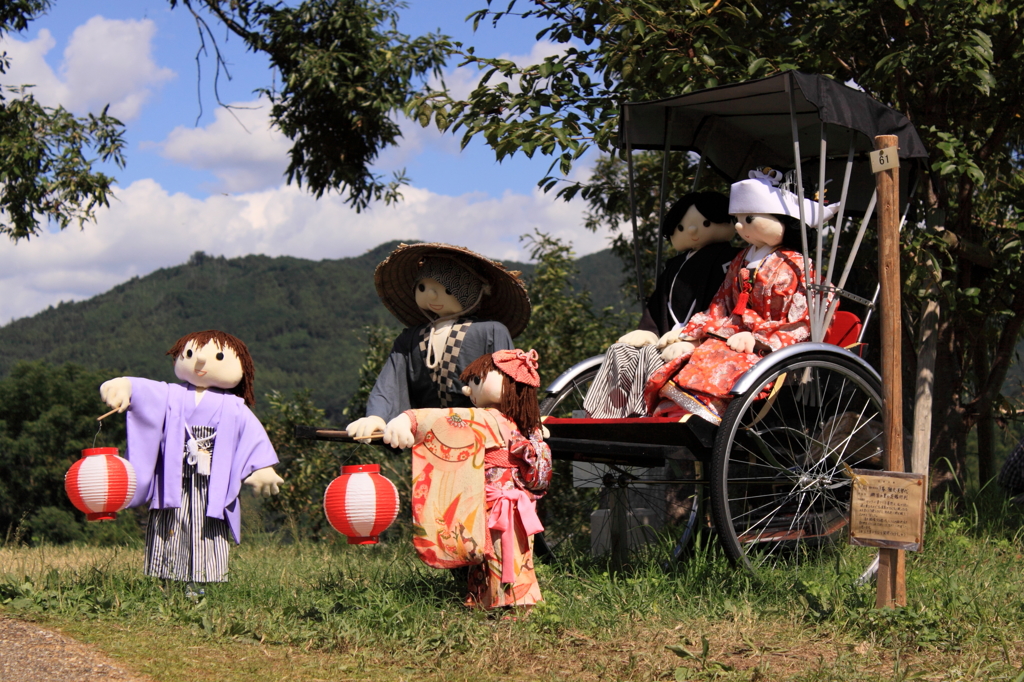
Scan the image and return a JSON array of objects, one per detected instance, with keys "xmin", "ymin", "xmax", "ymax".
[{"xmin": 97, "ymin": 407, "xmax": 122, "ymax": 421}]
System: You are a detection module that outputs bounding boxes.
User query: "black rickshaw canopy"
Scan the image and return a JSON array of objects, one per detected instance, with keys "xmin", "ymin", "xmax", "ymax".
[{"xmin": 618, "ymin": 71, "xmax": 928, "ymax": 216}]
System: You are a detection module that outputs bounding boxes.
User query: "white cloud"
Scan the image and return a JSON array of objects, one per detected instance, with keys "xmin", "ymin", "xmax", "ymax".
[
  {"xmin": 437, "ymin": 39, "xmax": 570, "ymax": 100},
  {"xmin": 0, "ymin": 17, "xmax": 173, "ymax": 120},
  {"xmin": 156, "ymin": 98, "xmax": 291, "ymax": 193},
  {"xmin": 0, "ymin": 178, "xmax": 609, "ymax": 324}
]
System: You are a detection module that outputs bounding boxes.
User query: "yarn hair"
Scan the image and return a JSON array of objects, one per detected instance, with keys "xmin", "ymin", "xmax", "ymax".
[
  {"xmin": 661, "ymin": 191, "xmax": 733, "ymax": 242},
  {"xmin": 166, "ymin": 330, "xmax": 256, "ymax": 406},
  {"xmin": 460, "ymin": 354, "xmax": 541, "ymax": 436}
]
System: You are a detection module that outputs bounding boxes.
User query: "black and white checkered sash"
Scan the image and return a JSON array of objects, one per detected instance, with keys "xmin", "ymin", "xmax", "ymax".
[{"xmin": 419, "ymin": 319, "xmax": 472, "ymax": 407}]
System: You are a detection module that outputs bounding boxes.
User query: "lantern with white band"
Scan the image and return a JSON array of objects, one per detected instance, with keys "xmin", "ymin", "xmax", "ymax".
[
  {"xmin": 323, "ymin": 464, "xmax": 399, "ymax": 544},
  {"xmin": 65, "ymin": 447, "xmax": 137, "ymax": 521}
]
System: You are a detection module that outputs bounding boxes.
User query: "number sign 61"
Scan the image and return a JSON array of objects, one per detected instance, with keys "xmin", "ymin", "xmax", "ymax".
[{"xmin": 870, "ymin": 145, "xmax": 900, "ymax": 173}]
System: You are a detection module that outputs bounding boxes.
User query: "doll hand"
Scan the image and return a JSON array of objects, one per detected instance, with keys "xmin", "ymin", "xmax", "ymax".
[
  {"xmin": 382, "ymin": 414, "xmax": 415, "ymax": 449},
  {"xmin": 656, "ymin": 330, "xmax": 689, "ymax": 350},
  {"xmin": 244, "ymin": 467, "xmax": 283, "ymax": 497},
  {"xmin": 660, "ymin": 340, "xmax": 695, "ymax": 363},
  {"xmin": 346, "ymin": 416, "xmax": 386, "ymax": 443},
  {"xmin": 616, "ymin": 330, "xmax": 659, "ymax": 347},
  {"xmin": 100, "ymin": 377, "xmax": 133, "ymax": 412},
  {"xmin": 727, "ymin": 331, "xmax": 757, "ymax": 354}
]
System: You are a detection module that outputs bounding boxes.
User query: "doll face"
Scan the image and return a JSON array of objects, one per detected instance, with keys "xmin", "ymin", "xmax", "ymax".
[
  {"xmin": 670, "ymin": 205, "xmax": 735, "ymax": 252},
  {"xmin": 415, "ymin": 277, "xmax": 463, "ymax": 318},
  {"xmin": 461, "ymin": 370, "xmax": 503, "ymax": 409},
  {"xmin": 734, "ymin": 213, "xmax": 785, "ymax": 248},
  {"xmin": 174, "ymin": 339, "xmax": 244, "ymax": 389}
]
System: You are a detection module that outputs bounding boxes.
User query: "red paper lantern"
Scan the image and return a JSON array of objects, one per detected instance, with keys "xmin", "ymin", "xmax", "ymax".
[
  {"xmin": 65, "ymin": 447, "xmax": 137, "ymax": 521},
  {"xmin": 323, "ymin": 464, "xmax": 399, "ymax": 544}
]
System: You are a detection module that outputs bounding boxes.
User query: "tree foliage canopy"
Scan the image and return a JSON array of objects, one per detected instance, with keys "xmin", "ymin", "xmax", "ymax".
[
  {"xmin": 171, "ymin": 0, "xmax": 451, "ymax": 210},
  {"xmin": 0, "ymin": 1, "xmax": 126, "ymax": 241}
]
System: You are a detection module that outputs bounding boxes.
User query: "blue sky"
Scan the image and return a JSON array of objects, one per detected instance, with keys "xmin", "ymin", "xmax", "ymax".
[{"xmin": 0, "ymin": 1, "xmax": 609, "ymax": 323}]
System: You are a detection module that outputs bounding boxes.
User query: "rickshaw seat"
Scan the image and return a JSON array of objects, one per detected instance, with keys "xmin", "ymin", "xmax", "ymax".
[{"xmin": 824, "ymin": 310, "xmax": 861, "ymax": 348}]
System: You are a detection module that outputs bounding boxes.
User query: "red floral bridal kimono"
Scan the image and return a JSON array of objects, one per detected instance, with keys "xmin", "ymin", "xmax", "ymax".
[
  {"xmin": 404, "ymin": 407, "xmax": 552, "ymax": 609},
  {"xmin": 644, "ymin": 246, "xmax": 811, "ymax": 424}
]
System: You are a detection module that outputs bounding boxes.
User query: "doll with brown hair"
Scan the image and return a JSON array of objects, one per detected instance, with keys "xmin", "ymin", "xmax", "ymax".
[
  {"xmin": 100, "ymin": 330, "xmax": 282, "ymax": 586},
  {"xmin": 383, "ymin": 349, "xmax": 551, "ymax": 611}
]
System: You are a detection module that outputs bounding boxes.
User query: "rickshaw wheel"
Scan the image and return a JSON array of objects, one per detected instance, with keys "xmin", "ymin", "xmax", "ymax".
[
  {"xmin": 538, "ymin": 366, "xmax": 600, "ymax": 419},
  {"xmin": 710, "ymin": 352, "xmax": 883, "ymax": 581},
  {"xmin": 538, "ymin": 365, "xmax": 696, "ymax": 560}
]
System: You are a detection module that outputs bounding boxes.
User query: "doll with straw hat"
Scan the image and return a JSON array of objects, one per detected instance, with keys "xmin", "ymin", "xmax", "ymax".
[{"xmin": 346, "ymin": 243, "xmax": 531, "ymax": 441}]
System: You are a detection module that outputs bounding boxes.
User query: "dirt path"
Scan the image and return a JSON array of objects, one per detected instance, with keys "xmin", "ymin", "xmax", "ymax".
[{"xmin": 0, "ymin": 616, "xmax": 152, "ymax": 682}]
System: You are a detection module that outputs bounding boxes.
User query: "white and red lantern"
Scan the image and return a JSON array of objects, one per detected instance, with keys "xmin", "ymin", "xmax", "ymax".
[
  {"xmin": 65, "ymin": 447, "xmax": 137, "ymax": 521},
  {"xmin": 323, "ymin": 464, "xmax": 399, "ymax": 544}
]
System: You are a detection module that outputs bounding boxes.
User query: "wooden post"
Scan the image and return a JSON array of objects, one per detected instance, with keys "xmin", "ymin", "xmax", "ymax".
[{"xmin": 874, "ymin": 134, "xmax": 907, "ymax": 608}]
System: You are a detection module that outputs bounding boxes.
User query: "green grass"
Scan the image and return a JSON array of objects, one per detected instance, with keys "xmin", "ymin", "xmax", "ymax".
[{"xmin": 2, "ymin": 496, "xmax": 1024, "ymax": 681}]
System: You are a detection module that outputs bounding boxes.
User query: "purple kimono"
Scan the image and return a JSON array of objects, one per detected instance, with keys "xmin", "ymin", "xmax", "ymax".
[{"xmin": 125, "ymin": 378, "xmax": 278, "ymax": 544}]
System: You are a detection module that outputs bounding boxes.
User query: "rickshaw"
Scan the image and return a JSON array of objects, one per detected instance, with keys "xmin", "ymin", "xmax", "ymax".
[
  {"xmin": 302, "ymin": 71, "xmax": 928, "ymax": 580},
  {"xmin": 535, "ymin": 71, "xmax": 928, "ymax": 577}
]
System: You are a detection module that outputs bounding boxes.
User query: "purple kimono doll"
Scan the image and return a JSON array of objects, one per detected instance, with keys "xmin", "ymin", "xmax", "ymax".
[{"xmin": 100, "ymin": 330, "xmax": 282, "ymax": 584}]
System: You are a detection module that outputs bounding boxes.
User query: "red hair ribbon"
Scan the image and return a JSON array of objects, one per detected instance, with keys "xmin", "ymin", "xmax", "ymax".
[{"xmin": 492, "ymin": 348, "xmax": 540, "ymax": 387}]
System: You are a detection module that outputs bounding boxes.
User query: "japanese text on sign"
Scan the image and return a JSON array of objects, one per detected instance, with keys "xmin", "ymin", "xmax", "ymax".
[{"xmin": 849, "ymin": 470, "xmax": 925, "ymax": 551}]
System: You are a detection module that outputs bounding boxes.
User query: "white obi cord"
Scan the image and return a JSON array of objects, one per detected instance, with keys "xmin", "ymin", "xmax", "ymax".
[{"xmin": 184, "ymin": 423, "xmax": 215, "ymax": 476}]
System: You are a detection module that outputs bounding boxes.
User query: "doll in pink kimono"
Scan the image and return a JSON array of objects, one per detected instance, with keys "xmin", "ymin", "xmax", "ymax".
[
  {"xmin": 383, "ymin": 349, "xmax": 552, "ymax": 611},
  {"xmin": 645, "ymin": 170, "xmax": 840, "ymax": 424},
  {"xmin": 100, "ymin": 330, "xmax": 283, "ymax": 585}
]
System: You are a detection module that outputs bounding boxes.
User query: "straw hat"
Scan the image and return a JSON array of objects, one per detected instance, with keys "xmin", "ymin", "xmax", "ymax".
[
  {"xmin": 374, "ymin": 243, "xmax": 531, "ymax": 338},
  {"xmin": 729, "ymin": 169, "xmax": 841, "ymax": 225}
]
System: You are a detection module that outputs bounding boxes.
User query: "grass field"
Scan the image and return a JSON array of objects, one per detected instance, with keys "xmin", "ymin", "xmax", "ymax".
[{"xmin": 2, "ymin": 495, "xmax": 1023, "ymax": 682}]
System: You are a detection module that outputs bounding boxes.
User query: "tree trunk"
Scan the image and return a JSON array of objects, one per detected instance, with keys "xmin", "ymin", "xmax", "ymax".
[
  {"xmin": 929, "ymin": 316, "xmax": 968, "ymax": 502},
  {"xmin": 913, "ymin": 295, "xmax": 940, "ymax": 479}
]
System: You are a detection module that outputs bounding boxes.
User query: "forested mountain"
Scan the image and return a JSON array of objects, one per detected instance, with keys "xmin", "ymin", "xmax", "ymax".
[{"xmin": 0, "ymin": 241, "xmax": 635, "ymax": 420}]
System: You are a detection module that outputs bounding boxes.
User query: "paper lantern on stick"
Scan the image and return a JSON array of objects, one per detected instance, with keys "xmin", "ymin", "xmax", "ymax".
[
  {"xmin": 323, "ymin": 464, "xmax": 399, "ymax": 544},
  {"xmin": 65, "ymin": 447, "xmax": 137, "ymax": 521}
]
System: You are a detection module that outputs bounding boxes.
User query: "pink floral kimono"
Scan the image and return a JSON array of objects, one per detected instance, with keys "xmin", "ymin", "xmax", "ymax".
[
  {"xmin": 645, "ymin": 246, "xmax": 811, "ymax": 424},
  {"xmin": 404, "ymin": 407, "xmax": 552, "ymax": 609}
]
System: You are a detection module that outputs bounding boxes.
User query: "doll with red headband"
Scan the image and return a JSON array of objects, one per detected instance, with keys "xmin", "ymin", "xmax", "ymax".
[{"xmin": 384, "ymin": 349, "xmax": 551, "ymax": 611}]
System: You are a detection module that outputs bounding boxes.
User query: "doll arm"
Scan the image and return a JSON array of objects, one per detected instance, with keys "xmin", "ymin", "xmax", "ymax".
[
  {"xmin": 100, "ymin": 377, "xmax": 133, "ymax": 412},
  {"xmin": 243, "ymin": 466, "xmax": 283, "ymax": 497},
  {"xmin": 362, "ymin": 333, "xmax": 414, "ymax": 425},
  {"xmin": 346, "ymin": 415, "xmax": 386, "ymax": 442},
  {"xmin": 509, "ymin": 431, "xmax": 553, "ymax": 493},
  {"xmin": 618, "ymin": 329, "xmax": 660, "ymax": 347},
  {"xmin": 382, "ymin": 413, "xmax": 415, "ymax": 449},
  {"xmin": 726, "ymin": 331, "xmax": 757, "ymax": 354},
  {"xmin": 748, "ymin": 255, "xmax": 811, "ymax": 350},
  {"xmin": 660, "ymin": 339, "xmax": 696, "ymax": 362},
  {"xmin": 392, "ymin": 408, "xmax": 504, "ymax": 451}
]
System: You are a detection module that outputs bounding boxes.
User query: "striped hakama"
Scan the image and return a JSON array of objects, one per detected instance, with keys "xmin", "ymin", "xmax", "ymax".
[
  {"xmin": 583, "ymin": 343, "xmax": 665, "ymax": 419},
  {"xmin": 145, "ymin": 426, "xmax": 231, "ymax": 583}
]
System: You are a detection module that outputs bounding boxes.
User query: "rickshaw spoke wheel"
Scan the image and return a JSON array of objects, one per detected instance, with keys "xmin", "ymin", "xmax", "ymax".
[{"xmin": 711, "ymin": 353, "xmax": 883, "ymax": 581}]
